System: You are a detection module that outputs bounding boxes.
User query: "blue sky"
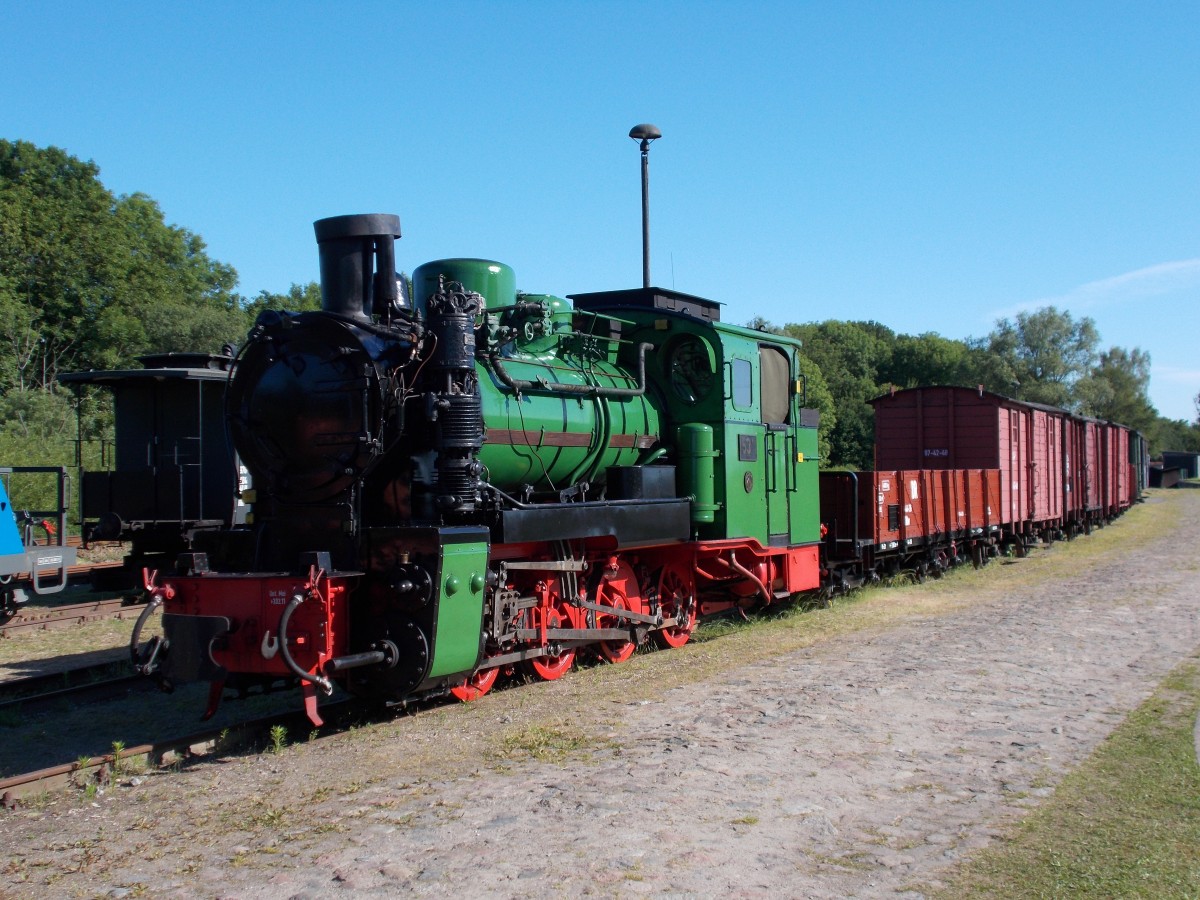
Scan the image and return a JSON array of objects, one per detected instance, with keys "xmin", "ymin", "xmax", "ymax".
[{"xmin": 4, "ymin": 1, "xmax": 1198, "ymax": 420}]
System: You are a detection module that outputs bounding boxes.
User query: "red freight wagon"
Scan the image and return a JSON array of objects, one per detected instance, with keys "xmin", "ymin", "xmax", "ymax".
[
  {"xmin": 820, "ymin": 468, "xmax": 1002, "ymax": 585},
  {"xmin": 1026, "ymin": 401, "xmax": 1068, "ymax": 529},
  {"xmin": 1071, "ymin": 414, "xmax": 1135, "ymax": 527},
  {"xmin": 818, "ymin": 470, "xmax": 899, "ymax": 568},
  {"xmin": 871, "ymin": 387, "xmax": 1073, "ymax": 544},
  {"xmin": 1104, "ymin": 420, "xmax": 1135, "ymax": 515},
  {"xmin": 895, "ymin": 469, "xmax": 1004, "ymax": 549},
  {"xmin": 1116, "ymin": 426, "xmax": 1135, "ymax": 510}
]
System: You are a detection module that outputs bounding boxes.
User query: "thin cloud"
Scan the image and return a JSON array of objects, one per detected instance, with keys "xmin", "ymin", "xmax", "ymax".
[
  {"xmin": 1155, "ymin": 364, "xmax": 1200, "ymax": 385},
  {"xmin": 990, "ymin": 258, "xmax": 1200, "ymax": 322},
  {"xmin": 1058, "ymin": 259, "xmax": 1200, "ymax": 308}
]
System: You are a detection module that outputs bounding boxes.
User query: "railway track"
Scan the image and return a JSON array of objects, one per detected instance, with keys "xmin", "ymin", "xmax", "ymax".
[
  {"xmin": 0, "ymin": 700, "xmax": 357, "ymax": 806},
  {"xmin": 0, "ymin": 595, "xmax": 146, "ymax": 637},
  {"xmin": 0, "ymin": 663, "xmax": 151, "ymax": 716}
]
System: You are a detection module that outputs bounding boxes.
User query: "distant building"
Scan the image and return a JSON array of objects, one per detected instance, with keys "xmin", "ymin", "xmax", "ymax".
[{"xmin": 1161, "ymin": 451, "xmax": 1200, "ymax": 480}]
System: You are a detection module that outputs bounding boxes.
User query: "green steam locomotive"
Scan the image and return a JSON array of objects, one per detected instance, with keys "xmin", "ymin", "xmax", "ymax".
[{"xmin": 133, "ymin": 213, "xmax": 823, "ymax": 725}]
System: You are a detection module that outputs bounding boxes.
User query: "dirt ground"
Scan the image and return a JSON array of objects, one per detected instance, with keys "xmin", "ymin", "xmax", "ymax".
[{"xmin": 3, "ymin": 490, "xmax": 1198, "ymax": 899}]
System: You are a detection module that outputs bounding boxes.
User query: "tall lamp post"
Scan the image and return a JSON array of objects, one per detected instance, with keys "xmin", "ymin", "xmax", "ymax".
[{"xmin": 628, "ymin": 123, "xmax": 661, "ymax": 289}]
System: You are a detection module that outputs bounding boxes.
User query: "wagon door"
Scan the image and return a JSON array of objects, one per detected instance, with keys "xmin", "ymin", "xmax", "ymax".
[{"xmin": 1006, "ymin": 408, "xmax": 1022, "ymax": 524}]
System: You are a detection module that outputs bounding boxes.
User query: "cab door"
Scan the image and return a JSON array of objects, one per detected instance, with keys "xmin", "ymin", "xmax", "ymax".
[{"xmin": 760, "ymin": 344, "xmax": 792, "ymax": 546}]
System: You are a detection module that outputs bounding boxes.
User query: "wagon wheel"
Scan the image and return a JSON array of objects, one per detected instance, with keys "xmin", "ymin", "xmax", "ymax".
[
  {"xmin": 810, "ymin": 583, "xmax": 834, "ymax": 610},
  {"xmin": 652, "ymin": 563, "xmax": 697, "ymax": 649},
  {"xmin": 0, "ymin": 586, "xmax": 15, "ymax": 624},
  {"xmin": 524, "ymin": 604, "xmax": 576, "ymax": 680},
  {"xmin": 450, "ymin": 664, "xmax": 500, "ymax": 702}
]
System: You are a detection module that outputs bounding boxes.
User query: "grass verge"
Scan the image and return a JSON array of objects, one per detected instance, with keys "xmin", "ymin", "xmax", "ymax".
[{"xmin": 931, "ymin": 655, "xmax": 1200, "ymax": 898}]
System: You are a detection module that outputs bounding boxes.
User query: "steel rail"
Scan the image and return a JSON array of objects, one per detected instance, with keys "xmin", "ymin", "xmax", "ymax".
[
  {"xmin": 0, "ymin": 699, "xmax": 357, "ymax": 806},
  {"xmin": 0, "ymin": 672, "xmax": 150, "ymax": 717},
  {"xmin": 0, "ymin": 596, "xmax": 144, "ymax": 637}
]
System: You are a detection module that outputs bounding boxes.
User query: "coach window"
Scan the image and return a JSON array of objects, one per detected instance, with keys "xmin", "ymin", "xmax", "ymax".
[{"xmin": 759, "ymin": 345, "xmax": 790, "ymax": 425}]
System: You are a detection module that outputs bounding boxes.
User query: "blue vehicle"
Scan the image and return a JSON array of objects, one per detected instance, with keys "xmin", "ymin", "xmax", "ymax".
[{"xmin": 0, "ymin": 466, "xmax": 77, "ymax": 616}]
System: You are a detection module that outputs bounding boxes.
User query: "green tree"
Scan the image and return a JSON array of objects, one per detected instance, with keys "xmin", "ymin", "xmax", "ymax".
[
  {"xmin": 782, "ymin": 320, "xmax": 893, "ymax": 469},
  {"xmin": 105, "ymin": 191, "xmax": 245, "ymax": 360},
  {"xmin": 970, "ymin": 306, "xmax": 1099, "ymax": 407},
  {"xmin": 1146, "ymin": 416, "xmax": 1200, "ymax": 455},
  {"xmin": 0, "ymin": 140, "xmax": 247, "ymax": 390},
  {"xmin": 0, "ymin": 388, "xmax": 77, "ymax": 474},
  {"xmin": 243, "ymin": 281, "xmax": 322, "ymax": 321},
  {"xmin": 795, "ymin": 351, "xmax": 836, "ymax": 465},
  {"xmin": 1075, "ymin": 346, "xmax": 1157, "ymax": 432},
  {"xmin": 877, "ymin": 333, "xmax": 972, "ymax": 391},
  {"xmin": 0, "ymin": 141, "xmax": 117, "ymax": 392}
]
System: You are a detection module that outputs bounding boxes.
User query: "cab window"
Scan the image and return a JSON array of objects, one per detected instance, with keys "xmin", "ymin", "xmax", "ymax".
[
  {"xmin": 760, "ymin": 345, "xmax": 790, "ymax": 425},
  {"xmin": 731, "ymin": 358, "xmax": 753, "ymax": 410}
]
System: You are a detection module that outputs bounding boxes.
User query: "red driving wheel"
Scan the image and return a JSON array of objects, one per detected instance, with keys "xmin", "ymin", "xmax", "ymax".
[
  {"xmin": 450, "ymin": 664, "xmax": 499, "ymax": 702},
  {"xmin": 597, "ymin": 595, "xmax": 637, "ymax": 664},
  {"xmin": 652, "ymin": 563, "xmax": 697, "ymax": 649},
  {"xmin": 595, "ymin": 559, "xmax": 642, "ymax": 663},
  {"xmin": 526, "ymin": 605, "xmax": 576, "ymax": 680}
]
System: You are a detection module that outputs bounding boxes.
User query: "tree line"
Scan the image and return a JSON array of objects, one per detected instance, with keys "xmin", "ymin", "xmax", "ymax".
[
  {"xmin": 0, "ymin": 139, "xmax": 320, "ymax": 470},
  {"xmin": 2, "ymin": 138, "xmax": 1198, "ymax": 482},
  {"xmin": 756, "ymin": 313, "xmax": 1200, "ymax": 469}
]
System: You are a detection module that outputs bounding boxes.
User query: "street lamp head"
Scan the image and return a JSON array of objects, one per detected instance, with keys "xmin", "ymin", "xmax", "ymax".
[{"xmin": 628, "ymin": 123, "xmax": 662, "ymax": 144}]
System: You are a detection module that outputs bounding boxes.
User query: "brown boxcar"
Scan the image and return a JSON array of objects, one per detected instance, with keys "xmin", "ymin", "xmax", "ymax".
[
  {"xmin": 871, "ymin": 387, "xmax": 1016, "ymax": 523},
  {"xmin": 872, "ymin": 387, "xmax": 1140, "ymax": 543},
  {"xmin": 872, "ymin": 387, "xmax": 1069, "ymax": 538}
]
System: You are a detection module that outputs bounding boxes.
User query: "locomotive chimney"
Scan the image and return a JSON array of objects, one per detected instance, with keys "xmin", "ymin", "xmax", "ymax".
[{"xmin": 313, "ymin": 214, "xmax": 402, "ymax": 320}]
